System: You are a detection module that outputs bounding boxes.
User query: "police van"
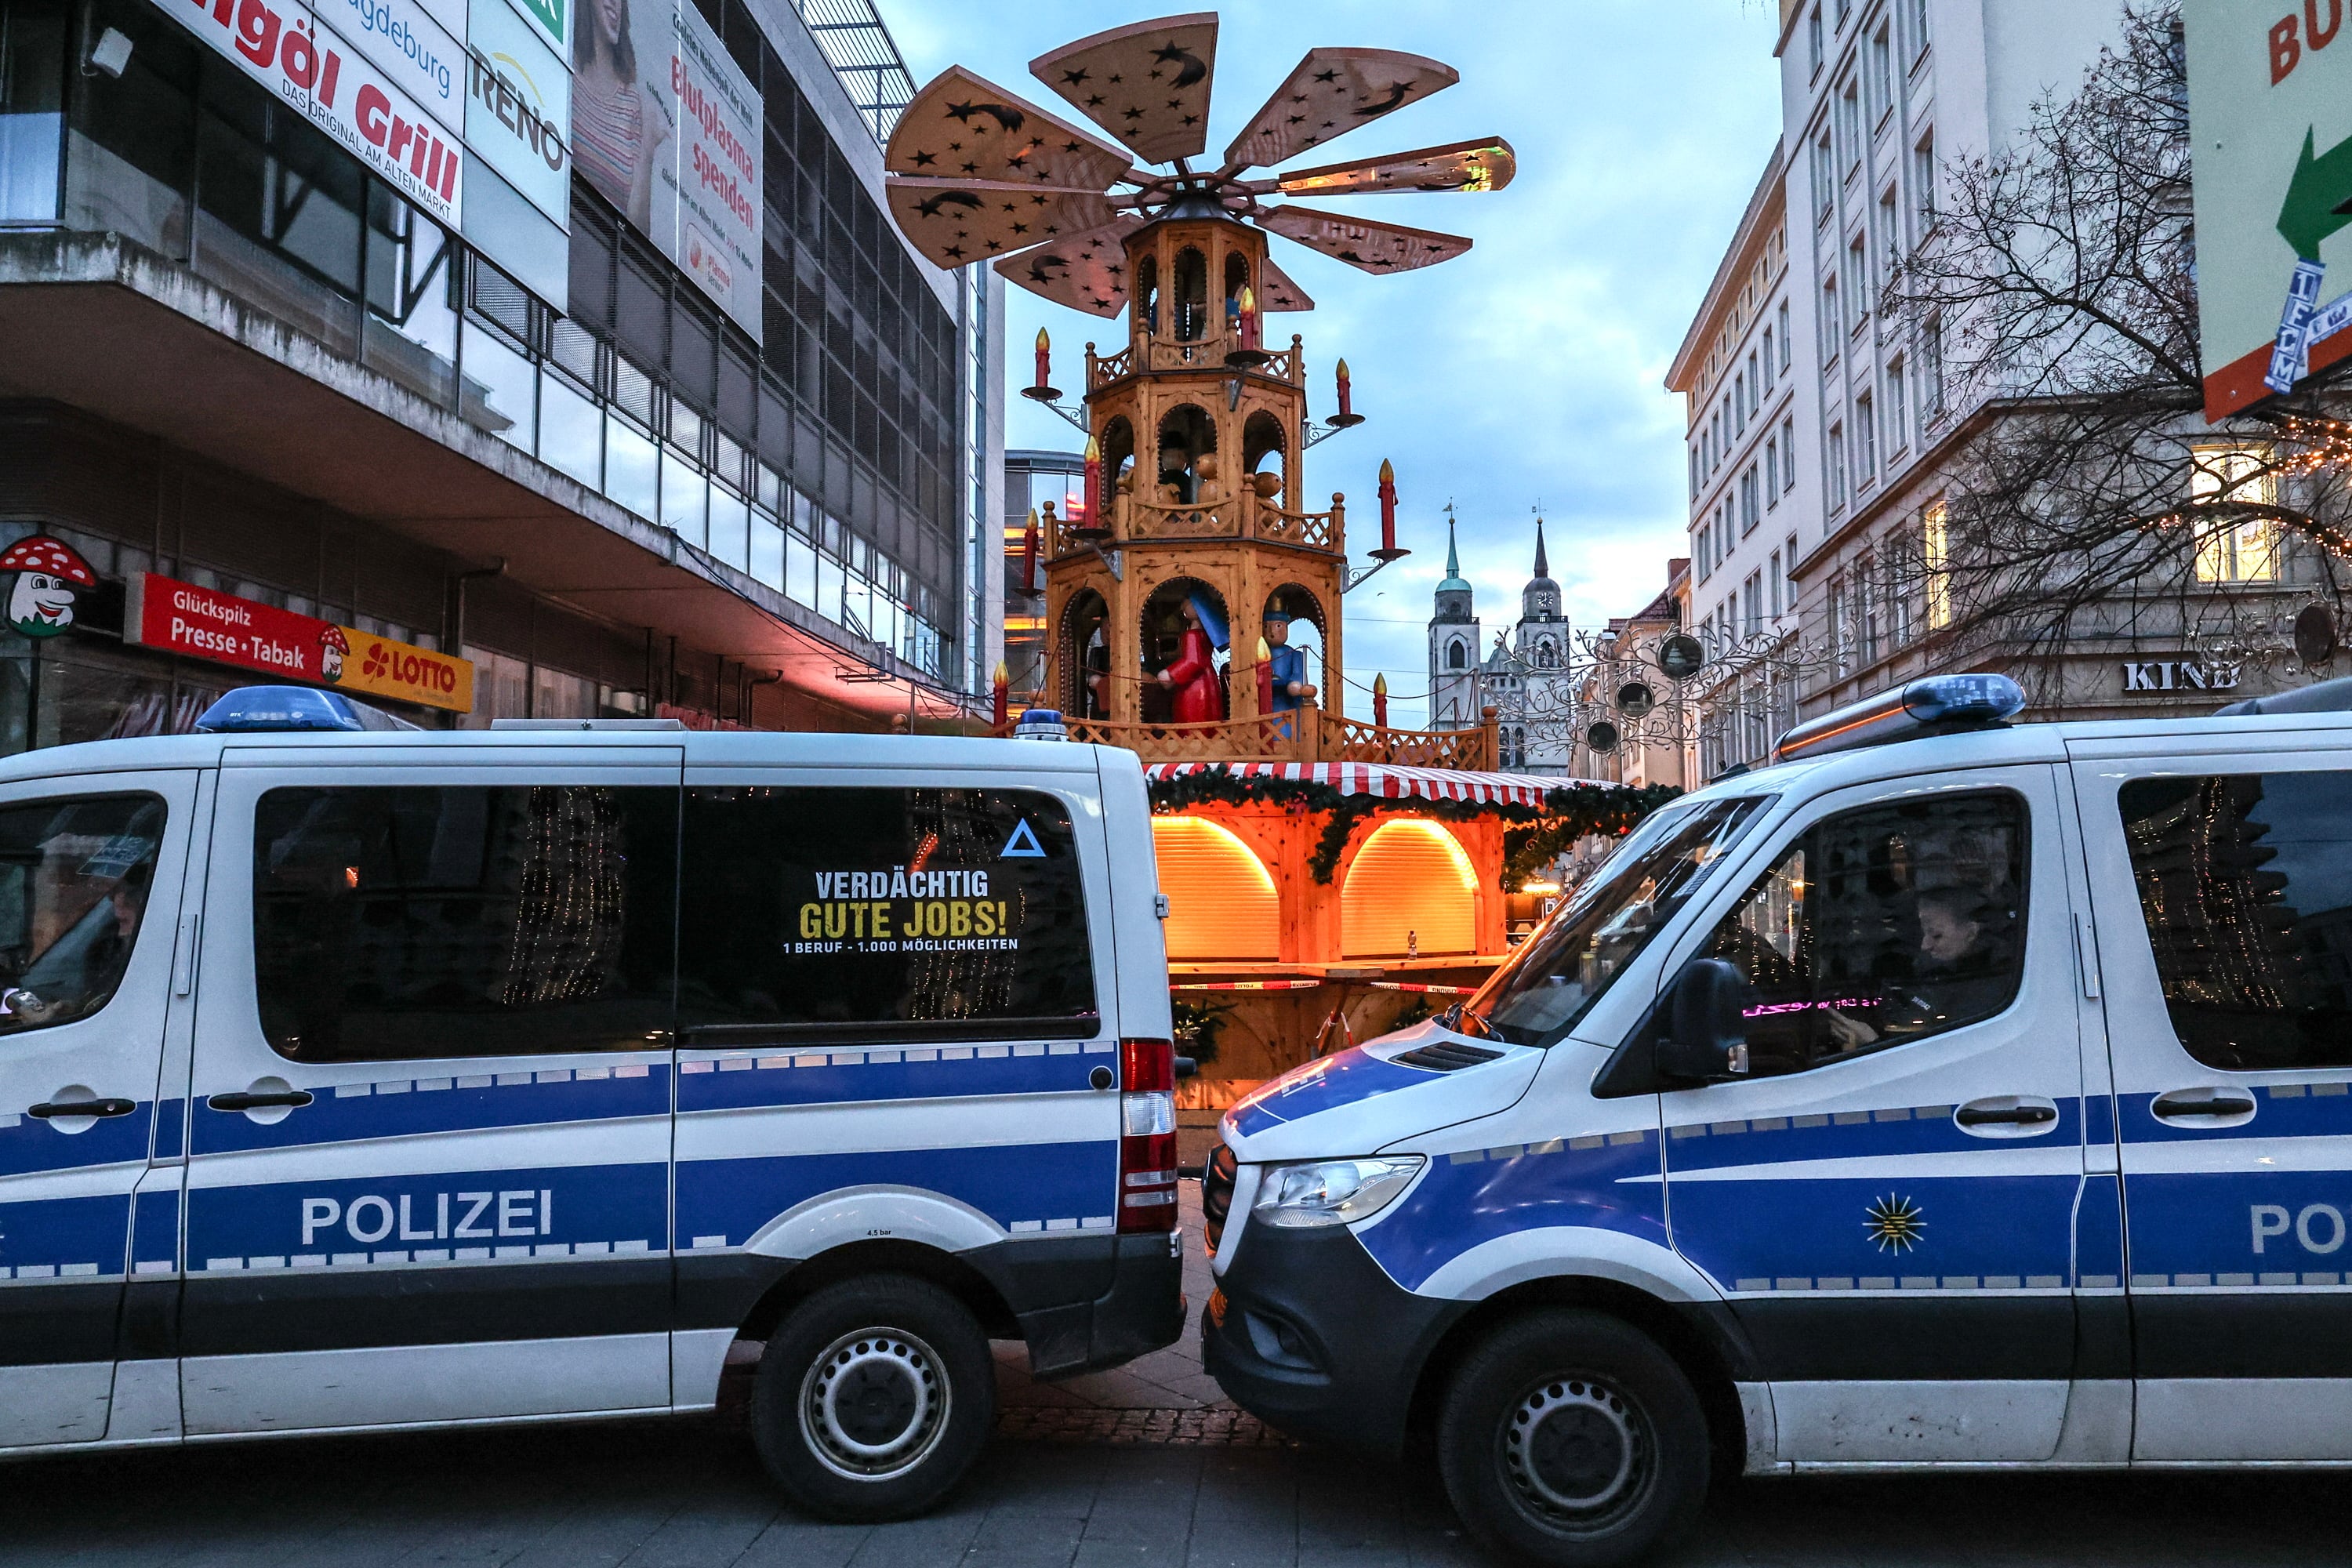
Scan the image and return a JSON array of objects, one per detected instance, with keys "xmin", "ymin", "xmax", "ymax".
[
  {"xmin": 0, "ymin": 687, "xmax": 1181, "ymax": 1519},
  {"xmin": 1203, "ymin": 672, "xmax": 2352, "ymax": 1566}
]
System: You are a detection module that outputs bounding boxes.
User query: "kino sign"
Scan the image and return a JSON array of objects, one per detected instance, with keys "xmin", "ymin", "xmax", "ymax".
[{"xmin": 2186, "ymin": 2, "xmax": 2352, "ymax": 417}]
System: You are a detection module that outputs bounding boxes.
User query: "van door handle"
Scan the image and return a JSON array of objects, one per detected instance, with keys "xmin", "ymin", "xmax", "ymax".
[
  {"xmin": 2151, "ymin": 1088, "xmax": 2257, "ymax": 1122},
  {"xmin": 28, "ymin": 1098, "xmax": 136, "ymax": 1119},
  {"xmin": 205, "ymin": 1090, "xmax": 315, "ymax": 1112},
  {"xmin": 1953, "ymin": 1096, "xmax": 2060, "ymax": 1137}
]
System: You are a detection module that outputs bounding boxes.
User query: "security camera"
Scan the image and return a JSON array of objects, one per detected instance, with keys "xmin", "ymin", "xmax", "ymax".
[{"xmin": 85, "ymin": 27, "xmax": 133, "ymax": 78}]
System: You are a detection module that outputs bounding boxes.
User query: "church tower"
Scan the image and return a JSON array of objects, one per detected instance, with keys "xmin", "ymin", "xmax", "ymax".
[
  {"xmin": 1514, "ymin": 517, "xmax": 1566, "ymax": 671},
  {"xmin": 1428, "ymin": 515, "xmax": 1481, "ymax": 728}
]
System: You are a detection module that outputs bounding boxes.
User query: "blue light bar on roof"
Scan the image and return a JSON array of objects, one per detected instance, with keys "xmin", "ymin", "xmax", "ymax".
[
  {"xmin": 1771, "ymin": 673, "xmax": 2025, "ymax": 764},
  {"xmin": 194, "ymin": 686, "xmax": 421, "ymax": 734}
]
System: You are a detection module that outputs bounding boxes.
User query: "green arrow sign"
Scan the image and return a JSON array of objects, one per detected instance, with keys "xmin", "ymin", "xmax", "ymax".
[{"xmin": 2278, "ymin": 126, "xmax": 2352, "ymax": 260}]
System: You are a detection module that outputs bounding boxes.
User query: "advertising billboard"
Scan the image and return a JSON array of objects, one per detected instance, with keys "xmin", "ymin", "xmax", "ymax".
[
  {"xmin": 2185, "ymin": 0, "xmax": 2352, "ymax": 417},
  {"xmin": 572, "ymin": 0, "xmax": 759, "ymax": 339},
  {"xmin": 465, "ymin": 0, "xmax": 573, "ymax": 226},
  {"xmin": 176, "ymin": 0, "xmax": 465, "ymax": 227}
]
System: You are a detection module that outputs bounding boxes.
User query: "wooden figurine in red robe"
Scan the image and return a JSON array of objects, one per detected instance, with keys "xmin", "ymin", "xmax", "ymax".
[{"xmin": 1156, "ymin": 591, "xmax": 1229, "ymax": 723}]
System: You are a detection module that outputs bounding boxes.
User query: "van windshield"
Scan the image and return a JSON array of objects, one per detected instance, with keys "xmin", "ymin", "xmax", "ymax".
[{"xmin": 1454, "ymin": 795, "xmax": 1770, "ymax": 1047}]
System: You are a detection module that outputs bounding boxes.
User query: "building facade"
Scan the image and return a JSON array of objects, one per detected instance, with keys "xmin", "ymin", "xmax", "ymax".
[
  {"xmin": 1425, "ymin": 518, "xmax": 1578, "ymax": 774},
  {"xmin": 1666, "ymin": 147, "xmax": 1809, "ymax": 778},
  {"xmin": 0, "ymin": 0, "xmax": 1000, "ymax": 743},
  {"xmin": 1002, "ymin": 448, "xmax": 1083, "ymax": 706}
]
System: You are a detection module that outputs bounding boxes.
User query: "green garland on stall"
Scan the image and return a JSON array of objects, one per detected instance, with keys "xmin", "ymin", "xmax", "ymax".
[{"xmin": 1145, "ymin": 771, "xmax": 1680, "ymax": 887}]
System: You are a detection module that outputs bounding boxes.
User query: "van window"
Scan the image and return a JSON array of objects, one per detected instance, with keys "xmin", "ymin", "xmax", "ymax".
[
  {"xmin": 2118, "ymin": 771, "xmax": 2352, "ymax": 1072},
  {"xmin": 1697, "ymin": 789, "xmax": 2027, "ymax": 1076},
  {"xmin": 0, "ymin": 793, "xmax": 165, "ymax": 1035},
  {"xmin": 1460, "ymin": 795, "xmax": 1769, "ymax": 1047},
  {"xmin": 252, "ymin": 786, "xmax": 679, "ymax": 1062},
  {"xmin": 678, "ymin": 786, "xmax": 1097, "ymax": 1042}
]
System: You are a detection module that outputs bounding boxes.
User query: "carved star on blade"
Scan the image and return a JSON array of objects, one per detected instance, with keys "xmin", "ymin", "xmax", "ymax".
[
  {"xmin": 910, "ymin": 151, "xmax": 935, "ymax": 166},
  {"xmin": 1061, "ymin": 68, "xmax": 1089, "ymax": 85},
  {"xmin": 1123, "ymin": 107, "xmax": 1145, "ymax": 121},
  {"xmin": 1313, "ymin": 68, "xmax": 1338, "ymax": 82},
  {"xmin": 943, "ymin": 245, "xmax": 965, "ymax": 259}
]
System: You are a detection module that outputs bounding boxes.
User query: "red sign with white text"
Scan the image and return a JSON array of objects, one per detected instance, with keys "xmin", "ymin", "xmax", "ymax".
[{"xmin": 125, "ymin": 574, "xmax": 474, "ymax": 712}]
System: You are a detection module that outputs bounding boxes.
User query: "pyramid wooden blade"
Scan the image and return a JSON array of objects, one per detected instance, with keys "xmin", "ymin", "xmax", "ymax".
[
  {"xmin": 1030, "ymin": 13, "xmax": 1218, "ymax": 165},
  {"xmin": 1276, "ymin": 136, "xmax": 1516, "ymax": 197},
  {"xmin": 886, "ymin": 179, "xmax": 1118, "ymax": 269},
  {"xmin": 1258, "ymin": 252, "xmax": 1315, "ymax": 312},
  {"xmin": 1221, "ymin": 47, "xmax": 1458, "ymax": 172},
  {"xmin": 996, "ymin": 217, "xmax": 1148, "ymax": 317},
  {"xmin": 1255, "ymin": 207, "xmax": 1472, "ymax": 274},
  {"xmin": 886, "ymin": 66, "xmax": 1133, "ymax": 190}
]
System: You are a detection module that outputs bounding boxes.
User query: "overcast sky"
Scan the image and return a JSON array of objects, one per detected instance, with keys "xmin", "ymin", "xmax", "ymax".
[{"xmin": 880, "ymin": 1, "xmax": 1785, "ymax": 727}]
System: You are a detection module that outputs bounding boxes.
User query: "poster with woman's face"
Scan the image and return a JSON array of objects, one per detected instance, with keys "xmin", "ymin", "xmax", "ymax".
[{"xmin": 571, "ymin": 0, "xmax": 677, "ymax": 240}]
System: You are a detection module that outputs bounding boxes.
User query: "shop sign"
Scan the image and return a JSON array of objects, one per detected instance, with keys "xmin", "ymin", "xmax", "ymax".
[
  {"xmin": 464, "ymin": 0, "xmax": 572, "ymax": 228},
  {"xmin": 0, "ymin": 536, "xmax": 99, "ymax": 640},
  {"xmin": 173, "ymin": 0, "xmax": 464, "ymax": 227},
  {"xmin": 125, "ymin": 574, "xmax": 474, "ymax": 713},
  {"xmin": 2121, "ymin": 659, "xmax": 2242, "ymax": 694},
  {"xmin": 316, "ymin": 0, "xmax": 464, "ymax": 133}
]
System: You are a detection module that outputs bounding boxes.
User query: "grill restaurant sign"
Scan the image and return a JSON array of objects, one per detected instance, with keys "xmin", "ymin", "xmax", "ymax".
[{"xmin": 126, "ymin": 574, "xmax": 475, "ymax": 713}]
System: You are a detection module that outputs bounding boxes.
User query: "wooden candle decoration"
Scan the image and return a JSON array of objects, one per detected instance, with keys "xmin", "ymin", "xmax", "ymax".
[
  {"xmin": 1373, "ymin": 671, "xmax": 1389, "ymax": 728},
  {"xmin": 1377, "ymin": 459, "xmax": 1398, "ymax": 554}
]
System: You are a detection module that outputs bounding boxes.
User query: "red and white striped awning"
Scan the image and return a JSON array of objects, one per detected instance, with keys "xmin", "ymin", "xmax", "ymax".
[{"xmin": 1142, "ymin": 761, "xmax": 1607, "ymax": 808}]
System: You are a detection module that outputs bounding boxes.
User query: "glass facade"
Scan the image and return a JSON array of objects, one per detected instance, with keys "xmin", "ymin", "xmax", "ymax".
[{"xmin": 0, "ymin": 0, "xmax": 982, "ymax": 694}]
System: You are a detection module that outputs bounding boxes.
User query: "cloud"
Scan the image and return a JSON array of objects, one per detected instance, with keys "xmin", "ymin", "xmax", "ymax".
[{"xmin": 880, "ymin": 0, "xmax": 1781, "ymax": 727}]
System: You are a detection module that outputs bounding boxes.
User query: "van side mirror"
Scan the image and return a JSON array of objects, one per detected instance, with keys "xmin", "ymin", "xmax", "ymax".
[{"xmin": 1657, "ymin": 959, "xmax": 1751, "ymax": 1083}]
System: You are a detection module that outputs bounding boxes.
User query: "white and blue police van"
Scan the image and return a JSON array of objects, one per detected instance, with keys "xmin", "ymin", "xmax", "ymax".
[
  {"xmin": 0, "ymin": 688, "xmax": 1182, "ymax": 1519},
  {"xmin": 1203, "ymin": 671, "xmax": 2352, "ymax": 1565}
]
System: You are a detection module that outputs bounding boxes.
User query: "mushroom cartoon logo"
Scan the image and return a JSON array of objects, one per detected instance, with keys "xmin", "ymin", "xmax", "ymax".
[
  {"xmin": 0, "ymin": 535, "xmax": 97, "ymax": 639},
  {"xmin": 317, "ymin": 624, "xmax": 350, "ymax": 684}
]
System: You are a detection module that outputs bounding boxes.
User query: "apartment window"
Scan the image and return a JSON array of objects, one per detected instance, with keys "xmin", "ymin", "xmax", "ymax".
[
  {"xmin": 1769, "ymin": 549, "xmax": 1784, "ymax": 615},
  {"xmin": 2190, "ymin": 445, "xmax": 2281, "ymax": 584},
  {"xmin": 1694, "ymin": 521, "xmax": 1711, "ymax": 582},
  {"xmin": 1809, "ymin": 4, "xmax": 1825, "ymax": 73},
  {"xmin": 1911, "ymin": 0, "xmax": 1931, "ymax": 60},
  {"xmin": 1733, "ymin": 372, "xmax": 1748, "ymax": 434},
  {"xmin": 1891, "ymin": 540, "xmax": 1915, "ymax": 647},
  {"xmin": 1923, "ymin": 499, "xmax": 1951, "ymax": 628},
  {"xmin": 1723, "ymin": 589, "xmax": 1739, "ymax": 650},
  {"xmin": 1777, "ymin": 300, "xmax": 1792, "ymax": 372},
  {"xmin": 1741, "ymin": 464, "xmax": 1762, "ymax": 534},
  {"xmin": 1828, "ymin": 574, "xmax": 1848, "ymax": 664},
  {"xmin": 1828, "ymin": 423, "xmax": 1848, "ymax": 509},
  {"xmin": 1813, "ymin": 130, "xmax": 1835, "ymax": 223},
  {"xmin": 1913, "ymin": 132, "xmax": 1936, "ymax": 233},
  {"xmin": 1886, "ymin": 357, "xmax": 1908, "ymax": 452},
  {"xmin": 1761, "ymin": 331, "xmax": 1775, "ymax": 386},
  {"xmin": 1690, "ymin": 448, "xmax": 1702, "ymax": 502},
  {"xmin": 1781, "ymin": 417, "xmax": 1796, "ymax": 494},
  {"xmin": 1860, "ymin": 554, "xmax": 1882, "ymax": 662},
  {"xmin": 1870, "ymin": 28, "xmax": 1893, "ymax": 129},
  {"xmin": 1765, "ymin": 433, "xmax": 1781, "ymax": 503},
  {"xmin": 1748, "ymin": 350, "xmax": 1762, "ymax": 409},
  {"xmin": 1855, "ymin": 391, "xmax": 1877, "ymax": 481},
  {"xmin": 1878, "ymin": 189, "xmax": 1900, "ymax": 276},
  {"xmin": 1744, "ymin": 571, "xmax": 1766, "ymax": 637},
  {"xmin": 1846, "ymin": 236, "xmax": 1870, "ymax": 332},
  {"xmin": 1922, "ymin": 314, "xmax": 1946, "ymax": 412},
  {"xmin": 1821, "ymin": 277, "xmax": 1840, "ymax": 362},
  {"xmin": 1786, "ymin": 533, "xmax": 1799, "ymax": 596},
  {"xmin": 1838, "ymin": 82, "xmax": 1863, "ymax": 176}
]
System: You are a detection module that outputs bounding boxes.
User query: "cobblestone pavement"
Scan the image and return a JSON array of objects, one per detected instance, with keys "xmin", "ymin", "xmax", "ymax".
[{"xmin": 9, "ymin": 1185, "xmax": 2352, "ymax": 1564}]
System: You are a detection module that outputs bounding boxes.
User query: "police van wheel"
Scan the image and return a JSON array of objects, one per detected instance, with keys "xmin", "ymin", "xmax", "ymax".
[
  {"xmin": 1437, "ymin": 1309, "xmax": 1708, "ymax": 1567},
  {"xmin": 752, "ymin": 1275, "xmax": 996, "ymax": 1521}
]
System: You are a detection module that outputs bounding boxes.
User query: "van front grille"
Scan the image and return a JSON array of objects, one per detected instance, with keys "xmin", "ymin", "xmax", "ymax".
[
  {"xmin": 1201, "ymin": 1143, "xmax": 1237, "ymax": 1254},
  {"xmin": 1393, "ymin": 1040, "xmax": 1505, "ymax": 1072}
]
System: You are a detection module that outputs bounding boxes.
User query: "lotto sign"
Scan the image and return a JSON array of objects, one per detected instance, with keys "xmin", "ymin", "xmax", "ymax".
[
  {"xmin": 125, "ymin": 574, "xmax": 474, "ymax": 713},
  {"xmin": 2185, "ymin": 0, "xmax": 2352, "ymax": 417}
]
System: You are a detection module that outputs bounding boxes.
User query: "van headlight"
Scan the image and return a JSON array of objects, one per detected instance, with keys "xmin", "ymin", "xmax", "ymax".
[{"xmin": 1250, "ymin": 1156, "xmax": 1425, "ymax": 1229}]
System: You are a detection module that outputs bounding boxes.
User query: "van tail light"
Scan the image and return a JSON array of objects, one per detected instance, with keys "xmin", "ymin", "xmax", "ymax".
[{"xmin": 1118, "ymin": 1037, "xmax": 1178, "ymax": 1233}]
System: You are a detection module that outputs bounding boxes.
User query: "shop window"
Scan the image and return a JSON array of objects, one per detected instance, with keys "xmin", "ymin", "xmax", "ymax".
[
  {"xmin": 1152, "ymin": 818, "xmax": 1276, "ymax": 960},
  {"xmin": 677, "ymin": 786, "xmax": 1098, "ymax": 1040},
  {"xmin": 2190, "ymin": 444, "xmax": 2281, "ymax": 583},
  {"xmin": 0, "ymin": 793, "xmax": 165, "ymax": 1036},
  {"xmin": 2119, "ymin": 774, "xmax": 2352, "ymax": 1072},
  {"xmin": 1695, "ymin": 790, "xmax": 2029, "ymax": 1078},
  {"xmin": 1342, "ymin": 819, "xmax": 1477, "ymax": 959},
  {"xmin": 251, "ymin": 786, "xmax": 681, "ymax": 1062}
]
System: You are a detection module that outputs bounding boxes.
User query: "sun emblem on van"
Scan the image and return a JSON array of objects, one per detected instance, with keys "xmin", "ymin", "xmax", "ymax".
[{"xmin": 1864, "ymin": 1193, "xmax": 1926, "ymax": 1254}]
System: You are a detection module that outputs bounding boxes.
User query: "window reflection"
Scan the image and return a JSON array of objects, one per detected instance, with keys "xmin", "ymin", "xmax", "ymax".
[{"xmin": 362, "ymin": 184, "xmax": 457, "ymax": 406}]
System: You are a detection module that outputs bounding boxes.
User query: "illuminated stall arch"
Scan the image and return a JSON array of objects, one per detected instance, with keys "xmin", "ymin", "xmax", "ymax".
[
  {"xmin": 1151, "ymin": 816, "xmax": 1279, "ymax": 960},
  {"xmin": 1341, "ymin": 818, "xmax": 1477, "ymax": 958}
]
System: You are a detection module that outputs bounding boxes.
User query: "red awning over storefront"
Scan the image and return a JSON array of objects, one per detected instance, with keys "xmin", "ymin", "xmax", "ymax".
[{"xmin": 1141, "ymin": 761, "xmax": 1605, "ymax": 808}]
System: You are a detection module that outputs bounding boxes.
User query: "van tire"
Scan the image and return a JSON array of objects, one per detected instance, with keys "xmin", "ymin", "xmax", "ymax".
[
  {"xmin": 751, "ymin": 1274, "xmax": 996, "ymax": 1521},
  {"xmin": 1436, "ymin": 1308, "xmax": 1708, "ymax": 1567}
]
